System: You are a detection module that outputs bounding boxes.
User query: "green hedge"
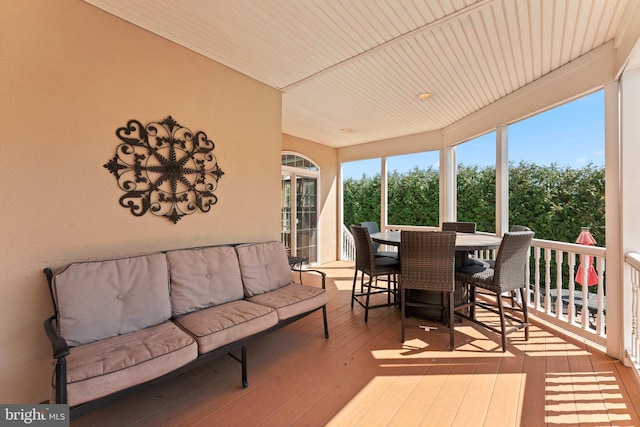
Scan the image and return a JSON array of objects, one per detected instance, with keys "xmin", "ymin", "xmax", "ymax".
[{"xmin": 344, "ymin": 161, "xmax": 605, "ymax": 245}]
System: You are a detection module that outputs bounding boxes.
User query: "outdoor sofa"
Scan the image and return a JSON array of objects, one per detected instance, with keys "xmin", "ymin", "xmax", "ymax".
[{"xmin": 43, "ymin": 241, "xmax": 328, "ymax": 418}]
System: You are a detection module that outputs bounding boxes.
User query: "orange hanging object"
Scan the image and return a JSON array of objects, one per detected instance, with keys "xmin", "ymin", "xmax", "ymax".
[
  {"xmin": 574, "ymin": 227, "xmax": 598, "ymax": 286},
  {"xmin": 575, "ymin": 255, "xmax": 599, "ymax": 286}
]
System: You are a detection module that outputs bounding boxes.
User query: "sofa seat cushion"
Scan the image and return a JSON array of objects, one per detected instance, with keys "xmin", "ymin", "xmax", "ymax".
[
  {"xmin": 167, "ymin": 246, "xmax": 245, "ymax": 316},
  {"xmin": 59, "ymin": 321, "xmax": 197, "ymax": 407},
  {"xmin": 246, "ymin": 283, "xmax": 327, "ymax": 321},
  {"xmin": 235, "ymin": 241, "xmax": 293, "ymax": 297},
  {"xmin": 174, "ymin": 300, "xmax": 278, "ymax": 354}
]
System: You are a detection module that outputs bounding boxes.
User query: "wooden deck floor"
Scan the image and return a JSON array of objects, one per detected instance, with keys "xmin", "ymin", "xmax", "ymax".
[{"xmin": 72, "ymin": 261, "xmax": 640, "ymax": 427}]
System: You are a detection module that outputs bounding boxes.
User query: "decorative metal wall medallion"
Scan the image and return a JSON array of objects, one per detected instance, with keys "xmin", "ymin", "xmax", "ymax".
[{"xmin": 104, "ymin": 116, "xmax": 224, "ymax": 223}]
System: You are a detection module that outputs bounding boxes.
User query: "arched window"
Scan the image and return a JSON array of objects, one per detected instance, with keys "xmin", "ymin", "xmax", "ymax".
[{"xmin": 282, "ymin": 153, "xmax": 319, "ymax": 171}]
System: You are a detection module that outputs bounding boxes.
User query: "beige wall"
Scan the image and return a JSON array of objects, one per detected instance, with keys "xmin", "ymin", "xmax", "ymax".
[
  {"xmin": 1, "ymin": 1, "xmax": 282, "ymax": 403},
  {"xmin": 282, "ymin": 134, "xmax": 338, "ymax": 263}
]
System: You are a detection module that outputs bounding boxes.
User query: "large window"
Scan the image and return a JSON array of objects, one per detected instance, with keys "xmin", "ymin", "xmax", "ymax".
[
  {"xmin": 387, "ymin": 151, "xmax": 439, "ymax": 227},
  {"xmin": 456, "ymin": 132, "xmax": 496, "ymax": 232},
  {"xmin": 342, "ymin": 152, "xmax": 441, "ymax": 229},
  {"xmin": 341, "ymin": 91, "xmax": 604, "ymax": 243},
  {"xmin": 342, "ymin": 159, "xmax": 381, "ymax": 228},
  {"xmin": 508, "ymin": 91, "xmax": 605, "ymax": 244}
]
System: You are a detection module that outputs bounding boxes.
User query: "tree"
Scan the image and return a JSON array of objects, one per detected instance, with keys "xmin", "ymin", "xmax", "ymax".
[
  {"xmin": 343, "ymin": 174, "xmax": 381, "ymax": 228},
  {"xmin": 343, "ymin": 162, "xmax": 605, "ymax": 245},
  {"xmin": 388, "ymin": 166, "xmax": 439, "ymax": 226},
  {"xmin": 457, "ymin": 163, "xmax": 496, "ymax": 232}
]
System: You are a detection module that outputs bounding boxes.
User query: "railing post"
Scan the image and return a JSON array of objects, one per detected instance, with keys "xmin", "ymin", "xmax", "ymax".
[{"xmin": 596, "ymin": 256, "xmax": 606, "ymax": 336}]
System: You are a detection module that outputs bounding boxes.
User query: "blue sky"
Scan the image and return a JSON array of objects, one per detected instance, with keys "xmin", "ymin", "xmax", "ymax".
[{"xmin": 343, "ymin": 90, "xmax": 604, "ymax": 179}]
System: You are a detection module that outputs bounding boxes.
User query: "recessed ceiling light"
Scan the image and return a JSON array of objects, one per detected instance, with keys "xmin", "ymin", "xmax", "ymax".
[
  {"xmin": 341, "ymin": 128, "xmax": 353, "ymax": 133},
  {"xmin": 418, "ymin": 92, "xmax": 432, "ymax": 100}
]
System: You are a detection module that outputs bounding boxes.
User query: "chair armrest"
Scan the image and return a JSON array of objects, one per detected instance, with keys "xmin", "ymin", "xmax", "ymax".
[
  {"xmin": 44, "ymin": 315, "xmax": 70, "ymax": 359},
  {"xmin": 297, "ymin": 268, "xmax": 327, "ymax": 289}
]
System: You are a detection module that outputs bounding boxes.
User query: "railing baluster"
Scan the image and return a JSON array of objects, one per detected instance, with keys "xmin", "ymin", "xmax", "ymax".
[
  {"xmin": 636, "ymin": 268, "xmax": 640, "ymax": 366},
  {"xmin": 555, "ymin": 250, "xmax": 564, "ymax": 319},
  {"xmin": 545, "ymin": 248, "xmax": 552, "ymax": 316},
  {"xmin": 523, "ymin": 246, "xmax": 531, "ymax": 306},
  {"xmin": 581, "ymin": 255, "xmax": 589, "ymax": 329},
  {"xmin": 534, "ymin": 247, "xmax": 541, "ymax": 311},
  {"xmin": 568, "ymin": 252, "xmax": 576, "ymax": 324},
  {"xmin": 632, "ymin": 264, "xmax": 639, "ymax": 363}
]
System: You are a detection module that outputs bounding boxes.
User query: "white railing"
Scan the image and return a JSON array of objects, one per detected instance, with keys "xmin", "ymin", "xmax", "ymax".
[
  {"xmin": 340, "ymin": 226, "xmax": 607, "ymax": 344},
  {"xmin": 465, "ymin": 237, "xmax": 607, "ymax": 344},
  {"xmin": 527, "ymin": 238, "xmax": 606, "ymax": 345},
  {"xmin": 341, "ymin": 224, "xmax": 355, "ymax": 261},
  {"xmin": 625, "ymin": 252, "xmax": 640, "ymax": 372}
]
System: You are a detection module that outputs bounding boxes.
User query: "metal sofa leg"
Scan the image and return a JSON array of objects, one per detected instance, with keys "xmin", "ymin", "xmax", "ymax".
[
  {"xmin": 241, "ymin": 345, "xmax": 248, "ymax": 388},
  {"xmin": 322, "ymin": 306, "xmax": 329, "ymax": 338},
  {"xmin": 55, "ymin": 358, "xmax": 67, "ymax": 404}
]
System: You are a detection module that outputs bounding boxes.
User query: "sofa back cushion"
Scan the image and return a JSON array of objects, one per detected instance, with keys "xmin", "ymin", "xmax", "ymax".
[
  {"xmin": 167, "ymin": 246, "xmax": 245, "ymax": 316},
  {"xmin": 52, "ymin": 253, "xmax": 171, "ymax": 347},
  {"xmin": 235, "ymin": 241, "xmax": 293, "ymax": 297}
]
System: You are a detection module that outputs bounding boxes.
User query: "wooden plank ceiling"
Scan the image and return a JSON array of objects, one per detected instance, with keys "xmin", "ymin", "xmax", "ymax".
[{"xmin": 83, "ymin": 0, "xmax": 634, "ymax": 147}]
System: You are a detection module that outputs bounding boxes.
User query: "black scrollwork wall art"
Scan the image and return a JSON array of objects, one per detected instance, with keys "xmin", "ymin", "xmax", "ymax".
[{"xmin": 104, "ymin": 116, "xmax": 224, "ymax": 224}]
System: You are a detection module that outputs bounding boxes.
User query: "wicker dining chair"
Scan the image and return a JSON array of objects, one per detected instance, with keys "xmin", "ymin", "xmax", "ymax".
[
  {"xmin": 474, "ymin": 225, "xmax": 531, "ymax": 270},
  {"xmin": 472, "ymin": 225, "xmax": 533, "ymax": 308},
  {"xmin": 456, "ymin": 231, "xmax": 535, "ymax": 352},
  {"xmin": 442, "ymin": 222, "xmax": 477, "ymax": 233},
  {"xmin": 350, "ymin": 225, "xmax": 400, "ymax": 322},
  {"xmin": 443, "ymin": 221, "xmax": 478, "ymax": 263},
  {"xmin": 472, "ymin": 225, "xmax": 533, "ymax": 269},
  {"xmin": 400, "ymin": 230, "xmax": 461, "ymax": 349},
  {"xmin": 359, "ymin": 221, "xmax": 398, "ymax": 259}
]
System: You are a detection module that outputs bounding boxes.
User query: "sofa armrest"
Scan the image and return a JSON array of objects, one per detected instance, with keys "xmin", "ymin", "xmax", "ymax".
[
  {"xmin": 44, "ymin": 315, "xmax": 70, "ymax": 359},
  {"xmin": 44, "ymin": 315, "xmax": 70, "ymax": 404},
  {"xmin": 296, "ymin": 268, "xmax": 326, "ymax": 289}
]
